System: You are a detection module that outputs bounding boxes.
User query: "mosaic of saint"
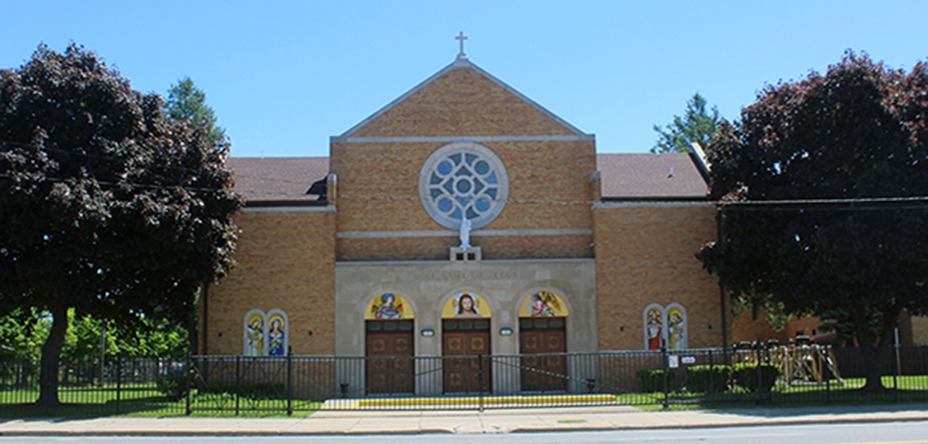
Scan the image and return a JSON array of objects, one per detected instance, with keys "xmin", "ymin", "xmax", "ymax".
[
  {"xmin": 364, "ymin": 293, "xmax": 414, "ymax": 320},
  {"xmin": 642, "ymin": 303, "xmax": 687, "ymax": 350},
  {"xmin": 243, "ymin": 309, "xmax": 289, "ymax": 356},
  {"xmin": 645, "ymin": 305, "xmax": 663, "ymax": 351},
  {"xmin": 519, "ymin": 290, "xmax": 569, "ymax": 318},
  {"xmin": 441, "ymin": 292, "xmax": 491, "ymax": 319}
]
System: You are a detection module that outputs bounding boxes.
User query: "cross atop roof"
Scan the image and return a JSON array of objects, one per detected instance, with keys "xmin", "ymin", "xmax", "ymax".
[{"xmin": 455, "ymin": 31, "xmax": 468, "ymax": 58}]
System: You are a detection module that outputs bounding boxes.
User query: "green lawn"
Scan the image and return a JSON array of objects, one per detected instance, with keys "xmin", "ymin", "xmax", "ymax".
[
  {"xmin": 0, "ymin": 384, "xmax": 322, "ymax": 418},
  {"xmin": 617, "ymin": 375, "xmax": 928, "ymax": 410}
]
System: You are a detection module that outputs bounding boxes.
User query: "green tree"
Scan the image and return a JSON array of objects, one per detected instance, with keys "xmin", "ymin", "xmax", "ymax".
[
  {"xmin": 652, "ymin": 93, "xmax": 720, "ymax": 153},
  {"xmin": 0, "ymin": 308, "xmax": 48, "ymax": 364},
  {"xmin": 0, "ymin": 44, "xmax": 242, "ymax": 405},
  {"xmin": 166, "ymin": 77, "xmax": 227, "ymax": 144},
  {"xmin": 698, "ymin": 51, "xmax": 928, "ymax": 390}
]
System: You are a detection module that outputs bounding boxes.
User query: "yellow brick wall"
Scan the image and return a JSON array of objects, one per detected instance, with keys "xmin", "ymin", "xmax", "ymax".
[
  {"xmin": 729, "ymin": 310, "xmax": 822, "ymax": 346},
  {"xmin": 348, "ymin": 67, "xmax": 577, "ymax": 138},
  {"xmin": 331, "ymin": 139, "xmax": 596, "ymax": 261},
  {"xmin": 201, "ymin": 209, "xmax": 336, "ymax": 355},
  {"xmin": 593, "ymin": 204, "xmax": 722, "ymax": 350},
  {"xmin": 912, "ymin": 315, "xmax": 928, "ymax": 346}
]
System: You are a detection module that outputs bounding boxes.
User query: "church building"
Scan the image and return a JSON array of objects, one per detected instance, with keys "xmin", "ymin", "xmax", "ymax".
[{"xmin": 198, "ymin": 44, "xmax": 832, "ymax": 394}]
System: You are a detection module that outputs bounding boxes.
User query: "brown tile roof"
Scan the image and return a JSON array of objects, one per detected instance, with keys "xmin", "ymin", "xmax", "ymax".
[
  {"xmin": 597, "ymin": 153, "xmax": 709, "ymax": 199},
  {"xmin": 226, "ymin": 157, "xmax": 329, "ymax": 203},
  {"xmin": 226, "ymin": 152, "xmax": 709, "ymax": 203}
]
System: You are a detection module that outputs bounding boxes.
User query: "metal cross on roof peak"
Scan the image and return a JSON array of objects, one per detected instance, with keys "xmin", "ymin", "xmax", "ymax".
[{"xmin": 455, "ymin": 31, "xmax": 468, "ymax": 57}]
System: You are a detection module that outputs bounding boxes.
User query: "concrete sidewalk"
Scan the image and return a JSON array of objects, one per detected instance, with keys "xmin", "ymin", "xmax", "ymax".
[{"xmin": 1, "ymin": 404, "xmax": 927, "ymax": 436}]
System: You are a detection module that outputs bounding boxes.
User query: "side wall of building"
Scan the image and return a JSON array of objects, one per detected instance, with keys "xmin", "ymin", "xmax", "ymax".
[
  {"xmin": 593, "ymin": 203, "xmax": 722, "ymax": 351},
  {"xmin": 912, "ymin": 316, "xmax": 928, "ymax": 346},
  {"xmin": 201, "ymin": 207, "xmax": 337, "ymax": 355}
]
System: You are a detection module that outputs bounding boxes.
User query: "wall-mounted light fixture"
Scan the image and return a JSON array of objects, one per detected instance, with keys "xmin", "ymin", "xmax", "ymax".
[
  {"xmin": 421, "ymin": 328, "xmax": 435, "ymax": 337},
  {"xmin": 499, "ymin": 327, "xmax": 513, "ymax": 336}
]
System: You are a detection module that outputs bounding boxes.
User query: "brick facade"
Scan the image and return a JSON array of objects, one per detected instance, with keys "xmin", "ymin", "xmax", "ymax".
[
  {"xmin": 593, "ymin": 203, "xmax": 722, "ymax": 350},
  {"xmin": 202, "ymin": 54, "xmax": 760, "ymax": 360},
  {"xmin": 203, "ymin": 209, "xmax": 336, "ymax": 355}
]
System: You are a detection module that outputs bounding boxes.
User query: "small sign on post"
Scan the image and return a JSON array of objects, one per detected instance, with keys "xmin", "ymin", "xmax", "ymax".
[
  {"xmin": 668, "ymin": 355, "xmax": 679, "ymax": 369},
  {"xmin": 681, "ymin": 356, "xmax": 696, "ymax": 365}
]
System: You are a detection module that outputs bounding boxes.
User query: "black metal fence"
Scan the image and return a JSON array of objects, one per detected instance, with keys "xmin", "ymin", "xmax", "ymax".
[
  {"xmin": 0, "ymin": 357, "xmax": 187, "ymax": 417},
  {"xmin": 2, "ymin": 345, "xmax": 927, "ymax": 416}
]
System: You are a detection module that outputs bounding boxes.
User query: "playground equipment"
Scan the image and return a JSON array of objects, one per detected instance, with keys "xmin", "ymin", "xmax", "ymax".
[{"xmin": 733, "ymin": 339, "xmax": 844, "ymax": 385}]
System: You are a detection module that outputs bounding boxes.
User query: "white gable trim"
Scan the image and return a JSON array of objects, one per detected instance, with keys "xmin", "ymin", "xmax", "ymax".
[
  {"xmin": 337, "ymin": 228, "xmax": 592, "ymax": 239},
  {"xmin": 332, "ymin": 134, "xmax": 594, "ymax": 143},
  {"xmin": 243, "ymin": 205, "xmax": 337, "ymax": 213}
]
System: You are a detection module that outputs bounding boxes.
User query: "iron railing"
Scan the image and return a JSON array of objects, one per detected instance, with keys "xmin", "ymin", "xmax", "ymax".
[{"xmin": 1, "ymin": 345, "xmax": 927, "ymax": 416}]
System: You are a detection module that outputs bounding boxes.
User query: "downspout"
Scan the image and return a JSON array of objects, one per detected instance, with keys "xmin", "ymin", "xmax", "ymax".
[
  {"xmin": 202, "ymin": 281, "xmax": 210, "ymax": 356},
  {"xmin": 717, "ymin": 208, "xmax": 728, "ymax": 352}
]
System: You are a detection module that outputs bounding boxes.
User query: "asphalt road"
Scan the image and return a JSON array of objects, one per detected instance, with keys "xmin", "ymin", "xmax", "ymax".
[{"xmin": 1, "ymin": 420, "xmax": 927, "ymax": 444}]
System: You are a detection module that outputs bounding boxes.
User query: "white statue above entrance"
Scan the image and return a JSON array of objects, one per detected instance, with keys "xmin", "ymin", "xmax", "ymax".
[{"xmin": 459, "ymin": 214, "xmax": 472, "ymax": 248}]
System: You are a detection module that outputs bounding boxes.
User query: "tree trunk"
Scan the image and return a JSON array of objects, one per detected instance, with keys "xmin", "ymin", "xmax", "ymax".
[
  {"xmin": 859, "ymin": 344, "xmax": 888, "ymax": 391},
  {"xmin": 853, "ymin": 307, "xmax": 895, "ymax": 392},
  {"xmin": 36, "ymin": 301, "xmax": 68, "ymax": 406}
]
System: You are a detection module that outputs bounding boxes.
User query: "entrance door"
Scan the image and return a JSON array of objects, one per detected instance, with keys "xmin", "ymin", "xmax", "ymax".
[
  {"xmin": 442, "ymin": 319, "xmax": 491, "ymax": 393},
  {"xmin": 519, "ymin": 317, "xmax": 567, "ymax": 392},
  {"xmin": 366, "ymin": 320, "xmax": 414, "ymax": 394}
]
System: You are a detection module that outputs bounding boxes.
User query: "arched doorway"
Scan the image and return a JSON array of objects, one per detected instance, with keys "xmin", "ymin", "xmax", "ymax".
[
  {"xmin": 519, "ymin": 290, "xmax": 569, "ymax": 392},
  {"xmin": 441, "ymin": 292, "xmax": 492, "ymax": 393},
  {"xmin": 365, "ymin": 292, "xmax": 414, "ymax": 394}
]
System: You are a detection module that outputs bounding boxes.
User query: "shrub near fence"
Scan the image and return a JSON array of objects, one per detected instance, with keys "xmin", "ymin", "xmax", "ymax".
[{"xmin": 686, "ymin": 365, "xmax": 731, "ymax": 394}]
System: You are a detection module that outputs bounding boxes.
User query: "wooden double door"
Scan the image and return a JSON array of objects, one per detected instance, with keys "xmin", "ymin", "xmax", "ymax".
[
  {"xmin": 442, "ymin": 319, "xmax": 491, "ymax": 393},
  {"xmin": 366, "ymin": 320, "xmax": 414, "ymax": 394},
  {"xmin": 519, "ymin": 317, "xmax": 567, "ymax": 392}
]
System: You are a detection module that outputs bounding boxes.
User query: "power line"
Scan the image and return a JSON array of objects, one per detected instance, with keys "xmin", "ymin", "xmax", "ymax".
[
  {"xmin": 0, "ymin": 139, "xmax": 228, "ymax": 177},
  {"xmin": 0, "ymin": 173, "xmax": 235, "ymax": 194},
  {"xmin": 721, "ymin": 195, "xmax": 928, "ymax": 211}
]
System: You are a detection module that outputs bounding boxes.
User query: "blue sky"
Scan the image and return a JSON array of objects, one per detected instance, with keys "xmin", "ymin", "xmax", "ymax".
[{"xmin": 2, "ymin": 0, "xmax": 927, "ymax": 158}]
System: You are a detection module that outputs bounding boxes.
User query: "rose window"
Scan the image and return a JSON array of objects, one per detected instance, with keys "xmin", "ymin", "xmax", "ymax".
[{"xmin": 419, "ymin": 142, "xmax": 509, "ymax": 229}]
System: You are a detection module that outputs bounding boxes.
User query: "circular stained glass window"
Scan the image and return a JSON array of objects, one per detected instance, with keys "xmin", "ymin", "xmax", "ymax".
[{"xmin": 419, "ymin": 141, "xmax": 509, "ymax": 229}]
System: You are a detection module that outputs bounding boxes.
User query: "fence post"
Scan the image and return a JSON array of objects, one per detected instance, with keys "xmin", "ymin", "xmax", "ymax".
[
  {"xmin": 708, "ymin": 349, "xmax": 714, "ymax": 403},
  {"xmin": 894, "ymin": 327, "xmax": 901, "ymax": 403},
  {"xmin": 287, "ymin": 346, "xmax": 293, "ymax": 417},
  {"xmin": 755, "ymin": 339, "xmax": 763, "ymax": 405},
  {"xmin": 478, "ymin": 354, "xmax": 485, "ymax": 413},
  {"xmin": 116, "ymin": 356, "xmax": 122, "ymax": 415},
  {"xmin": 235, "ymin": 355, "xmax": 241, "ymax": 416},
  {"xmin": 185, "ymin": 353, "xmax": 192, "ymax": 416},
  {"xmin": 825, "ymin": 376, "xmax": 831, "ymax": 405},
  {"xmin": 662, "ymin": 346, "xmax": 669, "ymax": 410}
]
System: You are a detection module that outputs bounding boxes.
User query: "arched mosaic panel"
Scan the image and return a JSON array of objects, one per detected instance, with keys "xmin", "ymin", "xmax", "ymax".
[
  {"xmin": 643, "ymin": 304, "xmax": 664, "ymax": 351},
  {"xmin": 243, "ymin": 309, "xmax": 289, "ymax": 356},
  {"xmin": 419, "ymin": 141, "xmax": 509, "ymax": 229},
  {"xmin": 365, "ymin": 292, "xmax": 415, "ymax": 320},
  {"xmin": 519, "ymin": 290, "xmax": 569, "ymax": 318},
  {"xmin": 266, "ymin": 309, "xmax": 289, "ymax": 356},
  {"xmin": 244, "ymin": 309, "xmax": 265, "ymax": 356},
  {"xmin": 666, "ymin": 303, "xmax": 687, "ymax": 350},
  {"xmin": 441, "ymin": 292, "xmax": 492, "ymax": 319},
  {"xmin": 641, "ymin": 303, "xmax": 687, "ymax": 350}
]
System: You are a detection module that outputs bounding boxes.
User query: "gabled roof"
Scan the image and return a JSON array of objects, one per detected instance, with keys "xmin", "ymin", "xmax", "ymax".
[
  {"xmin": 334, "ymin": 56, "xmax": 592, "ymax": 141},
  {"xmin": 226, "ymin": 157, "xmax": 328, "ymax": 203},
  {"xmin": 597, "ymin": 153, "xmax": 709, "ymax": 199},
  {"xmin": 227, "ymin": 153, "xmax": 708, "ymax": 203}
]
